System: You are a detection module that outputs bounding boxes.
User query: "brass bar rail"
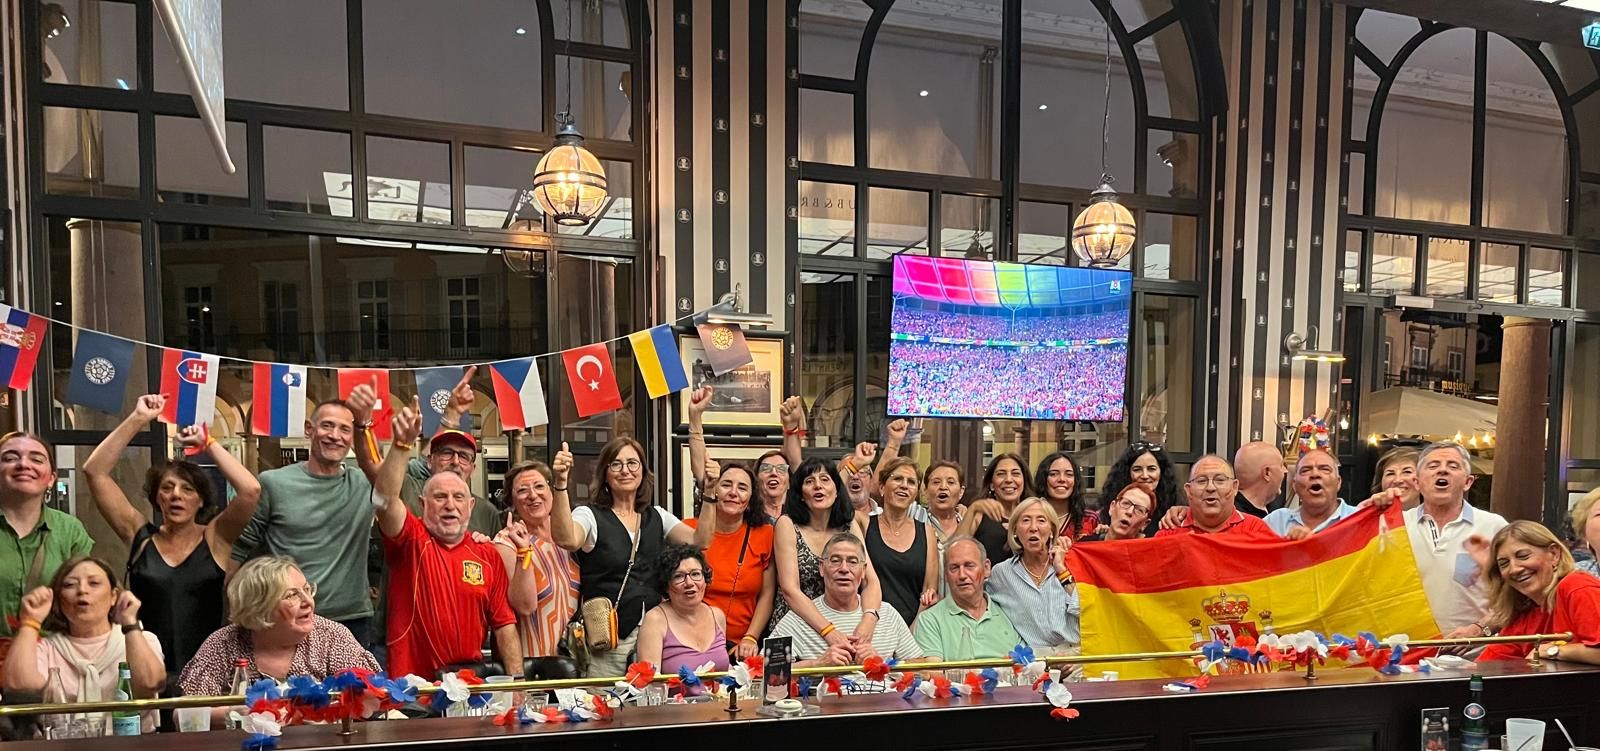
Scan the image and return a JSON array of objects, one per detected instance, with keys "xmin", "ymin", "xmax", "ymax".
[{"xmin": 0, "ymin": 632, "xmax": 1571, "ymax": 718}]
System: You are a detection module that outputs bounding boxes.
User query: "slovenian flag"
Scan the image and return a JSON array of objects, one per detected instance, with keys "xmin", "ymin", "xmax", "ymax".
[
  {"xmin": 628, "ymin": 325, "xmax": 689, "ymax": 399},
  {"xmin": 488, "ymin": 358, "xmax": 548, "ymax": 431},
  {"xmin": 251, "ymin": 362, "xmax": 308, "ymax": 437},
  {"xmin": 0, "ymin": 304, "xmax": 48, "ymax": 391},
  {"xmin": 158, "ymin": 348, "xmax": 220, "ymax": 426}
]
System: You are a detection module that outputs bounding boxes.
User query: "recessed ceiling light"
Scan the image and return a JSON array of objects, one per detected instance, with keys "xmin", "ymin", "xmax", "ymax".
[
  {"xmin": 515, "ymin": 27, "xmax": 527, "ymax": 35},
  {"xmin": 1038, "ymin": 104, "xmax": 1048, "ymax": 110},
  {"xmin": 918, "ymin": 90, "xmax": 929, "ymax": 97}
]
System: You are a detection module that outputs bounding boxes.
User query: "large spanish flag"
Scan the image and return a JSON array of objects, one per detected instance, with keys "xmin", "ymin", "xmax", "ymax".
[{"xmin": 1066, "ymin": 504, "xmax": 1437, "ymax": 679}]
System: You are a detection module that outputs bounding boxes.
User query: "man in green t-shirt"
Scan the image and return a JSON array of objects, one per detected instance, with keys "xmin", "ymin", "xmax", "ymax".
[
  {"xmin": 0, "ymin": 433, "xmax": 94, "ymax": 668},
  {"xmin": 233, "ymin": 391, "xmax": 381, "ymax": 649},
  {"xmin": 912, "ymin": 535, "xmax": 1023, "ymax": 661}
]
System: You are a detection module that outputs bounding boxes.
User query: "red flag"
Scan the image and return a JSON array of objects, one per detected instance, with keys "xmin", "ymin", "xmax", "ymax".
[
  {"xmin": 563, "ymin": 343, "xmax": 623, "ymax": 418},
  {"xmin": 338, "ymin": 368, "xmax": 392, "ymax": 440}
]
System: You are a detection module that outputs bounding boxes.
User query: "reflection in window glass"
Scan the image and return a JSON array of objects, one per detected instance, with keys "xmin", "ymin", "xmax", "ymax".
[
  {"xmin": 1478, "ymin": 242, "xmax": 1519, "ymax": 304},
  {"xmin": 156, "ymin": 117, "xmax": 249, "ymax": 207},
  {"xmin": 1574, "ymin": 324, "xmax": 1600, "ymax": 460},
  {"xmin": 364, "ymin": 0, "xmax": 539, "ymax": 128},
  {"xmin": 464, "ymin": 145, "xmax": 542, "ymax": 229},
  {"xmin": 940, "ymin": 195, "xmax": 999, "ymax": 260},
  {"xmin": 1141, "ymin": 213, "xmax": 1197, "ymax": 280},
  {"xmin": 1527, "ymin": 247, "xmax": 1565, "ymax": 307},
  {"xmin": 799, "ymin": 3, "xmax": 866, "ymax": 79},
  {"xmin": 798, "ymin": 181, "xmax": 856, "ymax": 256},
  {"xmin": 45, "ymin": 216, "xmax": 149, "ymax": 432},
  {"xmin": 1581, "ymin": 183, "xmax": 1600, "ymax": 240},
  {"xmin": 1148, "ymin": 131, "xmax": 1199, "ymax": 199},
  {"xmin": 40, "ymin": 0, "xmax": 136, "ymax": 89},
  {"xmin": 43, "ymin": 107, "xmax": 139, "ymax": 198},
  {"xmin": 800, "ymin": 273, "xmax": 857, "ymax": 448},
  {"xmin": 1342, "ymin": 229, "xmax": 1363, "ymax": 292},
  {"xmin": 865, "ymin": 188, "xmax": 927, "ymax": 259},
  {"xmin": 365, "ymin": 137, "xmax": 451, "ymax": 224},
  {"xmin": 555, "ymin": 160, "xmax": 634, "ymax": 240},
  {"xmin": 1370, "ymin": 232, "xmax": 1417, "ymax": 294},
  {"xmin": 556, "ymin": 255, "xmax": 635, "ymax": 443},
  {"xmin": 551, "ymin": 0, "xmax": 630, "ymax": 48},
  {"xmin": 865, "ymin": 276, "xmax": 891, "ymax": 444},
  {"xmin": 1140, "ymin": 22, "xmax": 1199, "ymax": 121},
  {"xmin": 1348, "ymin": 151, "xmax": 1365, "ymax": 215},
  {"xmin": 1483, "ymin": 35, "xmax": 1565, "ymax": 235},
  {"xmin": 800, "ymin": 88, "xmax": 853, "ymax": 165},
  {"xmin": 1017, "ymin": 202, "xmax": 1071, "ymax": 266},
  {"xmin": 1373, "ymin": 29, "xmax": 1475, "ymax": 225},
  {"xmin": 556, "ymin": 57, "xmax": 633, "ymax": 142},
  {"xmin": 155, "ymin": 0, "xmax": 348, "ymax": 110},
  {"xmin": 1425, "ymin": 238, "xmax": 1469, "ymax": 298},
  {"xmin": 266, "ymin": 127, "xmax": 350, "ymax": 215},
  {"xmin": 1138, "ymin": 295, "xmax": 1193, "ymax": 453},
  {"xmin": 869, "ymin": 18, "xmax": 999, "ymax": 178},
  {"xmin": 1019, "ymin": 47, "xmax": 1135, "ymax": 190}
]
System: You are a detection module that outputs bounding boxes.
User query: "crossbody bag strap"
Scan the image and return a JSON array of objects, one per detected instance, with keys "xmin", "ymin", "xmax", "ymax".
[{"xmin": 614, "ymin": 525, "xmax": 641, "ymax": 605}]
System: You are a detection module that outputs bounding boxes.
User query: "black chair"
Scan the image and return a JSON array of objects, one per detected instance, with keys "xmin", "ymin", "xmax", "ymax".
[
  {"xmin": 523, "ymin": 656, "xmax": 581, "ymax": 681},
  {"xmin": 435, "ymin": 660, "xmax": 507, "ymax": 681}
]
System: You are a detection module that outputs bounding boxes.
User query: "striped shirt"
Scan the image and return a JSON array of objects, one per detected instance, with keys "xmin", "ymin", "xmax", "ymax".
[{"xmin": 496, "ymin": 535, "xmax": 579, "ymax": 658}]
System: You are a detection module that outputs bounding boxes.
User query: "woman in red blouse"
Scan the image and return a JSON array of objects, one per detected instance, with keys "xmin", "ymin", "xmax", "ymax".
[{"xmin": 1477, "ymin": 521, "xmax": 1600, "ymax": 665}]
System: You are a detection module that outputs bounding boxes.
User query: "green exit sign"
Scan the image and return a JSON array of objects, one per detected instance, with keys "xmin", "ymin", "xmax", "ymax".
[{"xmin": 1586, "ymin": 22, "xmax": 1600, "ymax": 50}]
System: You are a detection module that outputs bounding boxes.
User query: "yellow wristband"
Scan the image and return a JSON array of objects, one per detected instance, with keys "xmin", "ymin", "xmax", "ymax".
[
  {"xmin": 819, "ymin": 623, "xmax": 836, "ymax": 638},
  {"xmin": 741, "ymin": 634, "xmax": 758, "ymax": 643},
  {"xmin": 392, "ymin": 440, "xmax": 415, "ymax": 452},
  {"xmin": 20, "ymin": 618, "xmax": 42, "ymax": 633}
]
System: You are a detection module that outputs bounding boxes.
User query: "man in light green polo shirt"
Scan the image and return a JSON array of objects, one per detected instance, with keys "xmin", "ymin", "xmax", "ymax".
[
  {"xmin": 0, "ymin": 433, "xmax": 94, "ymax": 667},
  {"xmin": 912, "ymin": 535, "xmax": 1022, "ymax": 660}
]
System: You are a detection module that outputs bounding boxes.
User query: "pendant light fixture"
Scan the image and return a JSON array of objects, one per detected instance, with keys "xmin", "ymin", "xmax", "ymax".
[
  {"xmin": 530, "ymin": 0, "xmax": 608, "ymax": 226},
  {"xmin": 1071, "ymin": 25, "xmax": 1136, "ymax": 268}
]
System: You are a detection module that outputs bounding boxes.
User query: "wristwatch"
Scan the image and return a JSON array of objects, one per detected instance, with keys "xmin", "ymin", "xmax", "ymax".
[
  {"xmin": 121, "ymin": 620, "xmax": 143, "ymax": 635},
  {"xmin": 1545, "ymin": 644, "xmax": 1561, "ymax": 659}
]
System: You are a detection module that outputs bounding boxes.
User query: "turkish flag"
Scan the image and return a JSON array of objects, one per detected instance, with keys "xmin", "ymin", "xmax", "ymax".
[
  {"xmin": 338, "ymin": 368, "xmax": 393, "ymax": 440},
  {"xmin": 563, "ymin": 343, "xmax": 623, "ymax": 418}
]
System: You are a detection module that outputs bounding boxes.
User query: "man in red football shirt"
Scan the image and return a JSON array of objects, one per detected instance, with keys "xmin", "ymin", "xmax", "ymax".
[
  {"xmin": 1156, "ymin": 455, "xmax": 1277, "ymax": 539},
  {"xmin": 375, "ymin": 398, "xmax": 522, "ymax": 678}
]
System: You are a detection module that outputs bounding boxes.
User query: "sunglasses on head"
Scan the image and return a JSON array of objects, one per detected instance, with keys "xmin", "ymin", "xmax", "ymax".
[{"xmin": 1131, "ymin": 441, "xmax": 1164, "ymax": 454}]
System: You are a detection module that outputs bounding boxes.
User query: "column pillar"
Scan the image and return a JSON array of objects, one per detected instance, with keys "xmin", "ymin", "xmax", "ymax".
[{"xmin": 1489, "ymin": 316, "xmax": 1550, "ymax": 521}]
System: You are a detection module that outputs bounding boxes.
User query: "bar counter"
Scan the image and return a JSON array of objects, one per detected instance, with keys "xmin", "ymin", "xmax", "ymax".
[{"xmin": 9, "ymin": 661, "xmax": 1597, "ymax": 750}]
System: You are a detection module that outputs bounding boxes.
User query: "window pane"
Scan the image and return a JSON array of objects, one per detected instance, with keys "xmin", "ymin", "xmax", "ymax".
[
  {"xmin": 556, "ymin": 255, "xmax": 635, "ymax": 443},
  {"xmin": 43, "ymin": 107, "xmax": 138, "ymax": 197},
  {"xmin": 869, "ymin": 8, "xmax": 1000, "ymax": 178},
  {"xmin": 41, "ymin": 0, "xmax": 135, "ymax": 89},
  {"xmin": 1149, "ymin": 131, "xmax": 1200, "ymax": 200},
  {"xmin": 363, "ymin": 0, "xmax": 540, "ymax": 128},
  {"xmin": 1018, "ymin": 201, "xmax": 1071, "ymax": 266},
  {"xmin": 1528, "ymin": 247, "xmax": 1565, "ymax": 307},
  {"xmin": 556, "ymin": 57, "xmax": 633, "ymax": 142},
  {"xmin": 555, "ymin": 160, "xmax": 634, "ymax": 240},
  {"xmin": 1347, "ymin": 151, "xmax": 1366, "ymax": 216},
  {"xmin": 800, "ymin": 88, "xmax": 853, "ymax": 166},
  {"xmin": 938, "ymin": 194, "xmax": 998, "ymax": 260},
  {"xmin": 157, "ymin": 117, "xmax": 248, "ymax": 207},
  {"xmin": 1141, "ymin": 213, "xmax": 1197, "ymax": 280},
  {"xmin": 865, "ymin": 275, "xmax": 891, "ymax": 442},
  {"xmin": 155, "ymin": 0, "xmax": 347, "ymax": 110},
  {"xmin": 1370, "ymin": 232, "xmax": 1417, "ymax": 294},
  {"xmin": 1581, "ymin": 182, "xmax": 1600, "ymax": 240},
  {"xmin": 551, "ymin": 0, "xmax": 630, "ymax": 48},
  {"xmin": 1477, "ymin": 242, "xmax": 1519, "ymax": 304},
  {"xmin": 1019, "ymin": 41, "xmax": 1134, "ymax": 190},
  {"xmin": 1425, "ymin": 238, "xmax": 1469, "ymax": 299},
  {"xmin": 265, "ymin": 127, "xmax": 349, "ymax": 215},
  {"xmin": 1373, "ymin": 29, "xmax": 1474, "ymax": 224},
  {"xmin": 1574, "ymin": 324, "xmax": 1600, "ymax": 460},
  {"xmin": 799, "ymin": 2, "xmax": 865, "ymax": 79},
  {"xmin": 1138, "ymin": 295, "xmax": 1193, "ymax": 453},
  {"xmin": 464, "ymin": 145, "xmax": 541, "ymax": 229},
  {"xmin": 365, "ymin": 137, "xmax": 451, "ymax": 224},
  {"xmin": 865, "ymin": 188, "xmax": 927, "ymax": 259},
  {"xmin": 44, "ymin": 216, "xmax": 150, "ymax": 432},
  {"xmin": 1141, "ymin": 22, "xmax": 1199, "ymax": 121},
  {"xmin": 800, "ymin": 273, "xmax": 857, "ymax": 448},
  {"xmin": 799, "ymin": 181, "xmax": 856, "ymax": 256},
  {"xmin": 1483, "ymin": 35, "xmax": 1565, "ymax": 235},
  {"xmin": 1342, "ymin": 229, "xmax": 1363, "ymax": 292}
]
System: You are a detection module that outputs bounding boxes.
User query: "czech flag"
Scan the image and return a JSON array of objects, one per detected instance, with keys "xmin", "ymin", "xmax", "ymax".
[
  {"xmin": 251, "ymin": 362, "xmax": 308, "ymax": 437},
  {"xmin": 0, "ymin": 304, "xmax": 48, "ymax": 391},
  {"xmin": 1065, "ymin": 505, "xmax": 1438, "ymax": 679},
  {"xmin": 488, "ymin": 358, "xmax": 548, "ymax": 431},
  {"xmin": 628, "ymin": 325, "xmax": 689, "ymax": 399},
  {"xmin": 158, "ymin": 348, "xmax": 220, "ymax": 427}
]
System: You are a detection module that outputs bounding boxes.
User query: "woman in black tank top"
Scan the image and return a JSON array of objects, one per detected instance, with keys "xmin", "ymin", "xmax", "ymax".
[{"xmin": 862, "ymin": 459, "xmax": 938, "ymax": 626}]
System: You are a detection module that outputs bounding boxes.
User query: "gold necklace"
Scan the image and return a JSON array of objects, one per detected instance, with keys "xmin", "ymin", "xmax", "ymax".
[{"xmin": 1022, "ymin": 557, "xmax": 1050, "ymax": 584}]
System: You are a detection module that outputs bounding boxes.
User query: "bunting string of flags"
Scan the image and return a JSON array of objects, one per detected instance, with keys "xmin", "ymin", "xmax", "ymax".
[{"xmin": 10, "ymin": 303, "xmax": 753, "ymax": 437}]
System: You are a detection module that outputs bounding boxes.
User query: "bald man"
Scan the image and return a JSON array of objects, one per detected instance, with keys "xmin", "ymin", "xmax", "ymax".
[{"xmin": 1232, "ymin": 442, "xmax": 1287, "ymax": 518}]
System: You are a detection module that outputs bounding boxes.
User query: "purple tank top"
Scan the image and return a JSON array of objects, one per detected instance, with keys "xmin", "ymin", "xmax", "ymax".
[{"xmin": 660, "ymin": 613, "xmax": 730, "ymax": 676}]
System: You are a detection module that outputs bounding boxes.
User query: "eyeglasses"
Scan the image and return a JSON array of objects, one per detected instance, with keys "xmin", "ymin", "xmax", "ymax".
[
  {"xmin": 758, "ymin": 462, "xmax": 790, "ymax": 475},
  {"xmin": 282, "ymin": 582, "xmax": 318, "ymax": 602},
  {"xmin": 608, "ymin": 459, "xmax": 642, "ymax": 473},
  {"xmin": 671, "ymin": 570, "xmax": 707, "ymax": 584},
  {"xmin": 431, "ymin": 447, "xmax": 475, "ymax": 463},
  {"xmin": 1187, "ymin": 475, "xmax": 1236, "ymax": 488},
  {"xmin": 1114, "ymin": 497, "xmax": 1152, "ymax": 515}
]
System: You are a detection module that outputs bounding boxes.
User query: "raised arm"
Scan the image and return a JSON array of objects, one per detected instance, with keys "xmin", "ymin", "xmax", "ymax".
[
  {"xmin": 179, "ymin": 426, "xmax": 262, "ymax": 549},
  {"xmin": 494, "ymin": 519, "xmax": 539, "ymax": 616},
  {"xmin": 83, "ymin": 395, "xmax": 166, "ymax": 545},
  {"xmin": 692, "ymin": 458, "xmax": 720, "ymax": 550},
  {"xmin": 547, "ymin": 443, "xmax": 585, "ymax": 552},
  {"xmin": 772, "ymin": 516, "xmax": 849, "ymax": 648},
  {"xmin": 686, "ymin": 386, "xmax": 712, "ymax": 487},
  {"xmin": 347, "ymin": 380, "xmax": 382, "ymax": 483},
  {"xmin": 375, "ymin": 397, "xmax": 422, "ymax": 539},
  {"xmin": 879, "ymin": 419, "xmax": 909, "ymax": 465},
  {"xmin": 441, "ymin": 365, "xmax": 477, "ymax": 431},
  {"xmin": 1, "ymin": 588, "xmax": 53, "ymax": 692},
  {"xmin": 778, "ymin": 396, "xmax": 806, "ymax": 468},
  {"xmin": 113, "ymin": 591, "xmax": 166, "ymax": 696}
]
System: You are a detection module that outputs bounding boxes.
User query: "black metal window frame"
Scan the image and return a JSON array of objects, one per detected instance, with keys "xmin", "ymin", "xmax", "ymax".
[
  {"xmin": 790, "ymin": 0, "xmax": 1223, "ymax": 458},
  {"xmin": 19, "ymin": 0, "xmax": 653, "ymax": 460}
]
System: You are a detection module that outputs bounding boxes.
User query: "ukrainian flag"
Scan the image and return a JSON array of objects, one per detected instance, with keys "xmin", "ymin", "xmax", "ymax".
[
  {"xmin": 629, "ymin": 325, "xmax": 691, "ymax": 399},
  {"xmin": 1066, "ymin": 505, "xmax": 1437, "ymax": 678}
]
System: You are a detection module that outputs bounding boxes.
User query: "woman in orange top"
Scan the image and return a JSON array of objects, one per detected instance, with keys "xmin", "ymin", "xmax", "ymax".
[
  {"xmin": 1476, "ymin": 521, "xmax": 1600, "ymax": 665},
  {"xmin": 687, "ymin": 462, "xmax": 775, "ymax": 658}
]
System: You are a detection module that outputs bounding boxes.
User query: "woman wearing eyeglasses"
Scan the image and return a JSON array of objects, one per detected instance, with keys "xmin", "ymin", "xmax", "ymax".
[
  {"xmin": 550, "ymin": 437, "xmax": 703, "ymax": 677},
  {"xmin": 1100, "ymin": 441, "xmax": 1180, "ymax": 536},
  {"xmin": 177, "ymin": 556, "xmax": 377, "ymax": 718},
  {"xmin": 637, "ymin": 544, "xmax": 730, "ymax": 679},
  {"xmin": 1081, "ymin": 486, "xmax": 1154, "ymax": 542}
]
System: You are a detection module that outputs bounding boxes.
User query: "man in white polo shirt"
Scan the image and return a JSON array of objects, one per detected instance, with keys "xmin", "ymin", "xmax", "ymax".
[
  {"xmin": 1403, "ymin": 442, "xmax": 1507, "ymax": 639},
  {"xmin": 770, "ymin": 532, "xmax": 925, "ymax": 668}
]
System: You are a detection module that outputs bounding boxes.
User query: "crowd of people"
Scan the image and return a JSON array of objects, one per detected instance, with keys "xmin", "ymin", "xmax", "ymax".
[
  {"xmin": 0, "ymin": 373, "xmax": 1596, "ymax": 738},
  {"xmin": 891, "ymin": 306, "xmax": 1128, "ymax": 343},
  {"xmin": 888, "ymin": 342, "xmax": 1128, "ymax": 420}
]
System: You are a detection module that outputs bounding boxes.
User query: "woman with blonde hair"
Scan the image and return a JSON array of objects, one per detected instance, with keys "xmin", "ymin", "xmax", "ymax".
[
  {"xmin": 1475, "ymin": 521, "xmax": 1600, "ymax": 665},
  {"xmin": 983, "ymin": 497, "xmax": 1080, "ymax": 654},
  {"xmin": 1570, "ymin": 488, "xmax": 1600, "ymax": 576}
]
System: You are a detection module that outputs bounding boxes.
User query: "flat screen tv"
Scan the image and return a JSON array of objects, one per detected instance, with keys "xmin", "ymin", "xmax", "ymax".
[{"xmin": 887, "ymin": 256, "xmax": 1132, "ymax": 422}]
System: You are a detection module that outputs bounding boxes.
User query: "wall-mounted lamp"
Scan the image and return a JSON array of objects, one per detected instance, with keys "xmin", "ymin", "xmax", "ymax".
[
  {"xmin": 706, "ymin": 283, "xmax": 773, "ymax": 327},
  {"xmin": 1284, "ymin": 327, "xmax": 1346, "ymax": 363}
]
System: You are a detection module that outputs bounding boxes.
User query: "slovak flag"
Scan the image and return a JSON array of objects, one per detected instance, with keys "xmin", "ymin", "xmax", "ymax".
[
  {"xmin": 0, "ymin": 304, "xmax": 48, "ymax": 391},
  {"xmin": 251, "ymin": 362, "xmax": 308, "ymax": 437},
  {"xmin": 158, "ymin": 348, "xmax": 220, "ymax": 427},
  {"xmin": 563, "ymin": 343, "xmax": 623, "ymax": 418},
  {"xmin": 488, "ymin": 358, "xmax": 549, "ymax": 431}
]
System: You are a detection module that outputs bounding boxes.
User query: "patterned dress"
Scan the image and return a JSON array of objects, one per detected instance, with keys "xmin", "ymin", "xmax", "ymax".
[
  {"xmin": 177, "ymin": 616, "xmax": 379, "ymax": 695},
  {"xmin": 769, "ymin": 527, "xmax": 825, "ymax": 632},
  {"xmin": 511, "ymin": 536, "xmax": 579, "ymax": 658}
]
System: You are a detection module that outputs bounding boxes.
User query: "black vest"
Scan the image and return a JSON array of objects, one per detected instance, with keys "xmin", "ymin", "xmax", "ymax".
[{"xmin": 576, "ymin": 505, "xmax": 664, "ymax": 641}]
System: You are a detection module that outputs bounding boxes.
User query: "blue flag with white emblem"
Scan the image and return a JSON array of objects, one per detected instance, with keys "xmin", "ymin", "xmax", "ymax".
[
  {"xmin": 416, "ymin": 366, "xmax": 465, "ymax": 438},
  {"xmin": 66, "ymin": 330, "xmax": 136, "ymax": 415}
]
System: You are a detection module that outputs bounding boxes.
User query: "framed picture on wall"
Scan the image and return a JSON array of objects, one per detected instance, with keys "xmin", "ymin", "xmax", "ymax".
[
  {"xmin": 669, "ymin": 438, "xmax": 783, "ymax": 519},
  {"xmin": 675, "ymin": 331, "xmax": 786, "ymax": 432}
]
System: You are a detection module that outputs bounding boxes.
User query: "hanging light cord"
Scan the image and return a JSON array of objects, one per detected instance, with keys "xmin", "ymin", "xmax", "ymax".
[
  {"xmin": 1100, "ymin": 24, "xmax": 1112, "ymax": 185},
  {"xmin": 562, "ymin": 0, "xmax": 575, "ymax": 121}
]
